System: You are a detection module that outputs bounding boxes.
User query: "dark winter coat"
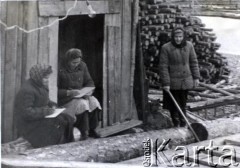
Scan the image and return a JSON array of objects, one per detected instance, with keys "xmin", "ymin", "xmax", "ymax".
[
  {"xmin": 15, "ymin": 79, "xmax": 74, "ymax": 148},
  {"xmin": 58, "ymin": 61, "xmax": 95, "ymax": 106},
  {"xmin": 159, "ymin": 41, "xmax": 200, "ymax": 90}
]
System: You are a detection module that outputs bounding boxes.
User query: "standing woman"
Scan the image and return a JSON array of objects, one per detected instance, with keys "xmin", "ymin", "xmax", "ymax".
[
  {"xmin": 15, "ymin": 64, "xmax": 74, "ymax": 148},
  {"xmin": 159, "ymin": 27, "xmax": 200, "ymax": 127},
  {"xmin": 58, "ymin": 48, "xmax": 101, "ymax": 140}
]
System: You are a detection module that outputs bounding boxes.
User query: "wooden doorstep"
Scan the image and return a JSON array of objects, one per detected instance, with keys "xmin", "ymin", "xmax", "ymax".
[{"xmin": 97, "ymin": 119, "xmax": 143, "ymax": 137}]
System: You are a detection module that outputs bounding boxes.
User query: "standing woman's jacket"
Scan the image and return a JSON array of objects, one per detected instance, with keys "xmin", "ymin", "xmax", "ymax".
[{"xmin": 159, "ymin": 41, "xmax": 200, "ymax": 90}]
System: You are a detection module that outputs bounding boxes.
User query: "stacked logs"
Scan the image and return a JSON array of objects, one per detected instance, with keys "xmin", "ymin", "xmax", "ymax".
[{"xmin": 139, "ymin": 0, "xmax": 230, "ymax": 88}]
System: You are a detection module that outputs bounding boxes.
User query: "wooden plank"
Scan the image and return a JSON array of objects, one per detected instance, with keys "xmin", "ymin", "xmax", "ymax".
[
  {"xmin": 38, "ymin": 0, "xmax": 120, "ymax": 17},
  {"xmin": 48, "ymin": 17, "xmax": 59, "ymax": 103},
  {"xmin": 38, "ymin": 17, "xmax": 49, "ymax": 64},
  {"xmin": 130, "ymin": 0, "xmax": 139, "ymax": 120},
  {"xmin": 107, "ymin": 26, "xmax": 116, "ymax": 126},
  {"xmin": 15, "ymin": 2, "xmax": 23, "ymax": 99},
  {"xmin": 21, "ymin": 2, "xmax": 28, "ymax": 83},
  {"xmin": 1, "ymin": 157, "xmax": 144, "ymax": 168},
  {"xmin": 103, "ymin": 13, "xmax": 121, "ymax": 127},
  {"xmin": 0, "ymin": 1, "xmax": 7, "ymax": 135},
  {"xmin": 113, "ymin": 26, "xmax": 121, "ymax": 123},
  {"xmin": 200, "ymin": 82, "xmax": 234, "ymax": 96},
  {"xmin": 102, "ymin": 15, "xmax": 108, "ymax": 127},
  {"xmin": 13, "ymin": 1, "xmax": 24, "ymax": 140},
  {"xmin": 120, "ymin": 0, "xmax": 132, "ymax": 122},
  {"xmin": 107, "ymin": 26, "xmax": 115, "ymax": 126},
  {"xmin": 25, "ymin": 1, "xmax": 38, "ymax": 78},
  {"xmin": 97, "ymin": 119, "xmax": 142, "ymax": 137},
  {"xmin": 224, "ymin": 140, "xmax": 240, "ymax": 147},
  {"xmin": 3, "ymin": 1, "xmax": 19, "ymax": 143},
  {"xmin": 188, "ymin": 95, "xmax": 240, "ymax": 111}
]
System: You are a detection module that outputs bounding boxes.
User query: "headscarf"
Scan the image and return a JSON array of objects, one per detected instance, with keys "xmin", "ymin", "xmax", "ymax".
[
  {"xmin": 61, "ymin": 48, "xmax": 83, "ymax": 71},
  {"xmin": 29, "ymin": 64, "xmax": 53, "ymax": 86},
  {"xmin": 171, "ymin": 27, "xmax": 187, "ymax": 48}
]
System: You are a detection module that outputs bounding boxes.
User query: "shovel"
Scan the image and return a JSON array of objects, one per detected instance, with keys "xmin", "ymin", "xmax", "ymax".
[{"xmin": 166, "ymin": 90, "xmax": 208, "ymax": 142}]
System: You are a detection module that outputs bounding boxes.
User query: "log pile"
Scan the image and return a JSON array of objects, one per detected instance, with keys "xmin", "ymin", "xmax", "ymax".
[{"xmin": 139, "ymin": 0, "xmax": 231, "ymax": 89}]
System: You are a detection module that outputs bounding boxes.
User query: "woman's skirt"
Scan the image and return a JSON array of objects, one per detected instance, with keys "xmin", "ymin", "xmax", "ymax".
[{"xmin": 63, "ymin": 96, "xmax": 102, "ymax": 120}]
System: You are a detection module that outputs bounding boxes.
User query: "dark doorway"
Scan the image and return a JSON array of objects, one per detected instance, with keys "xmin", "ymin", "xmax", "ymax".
[{"xmin": 58, "ymin": 15, "xmax": 104, "ymax": 105}]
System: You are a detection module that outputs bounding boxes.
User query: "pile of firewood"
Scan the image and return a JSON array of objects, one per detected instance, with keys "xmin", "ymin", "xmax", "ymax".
[{"xmin": 139, "ymin": 0, "xmax": 230, "ymax": 88}]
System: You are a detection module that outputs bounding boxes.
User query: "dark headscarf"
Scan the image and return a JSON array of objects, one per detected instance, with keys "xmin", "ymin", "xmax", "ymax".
[
  {"xmin": 171, "ymin": 27, "xmax": 187, "ymax": 48},
  {"xmin": 61, "ymin": 48, "xmax": 83, "ymax": 70},
  {"xmin": 29, "ymin": 64, "xmax": 52, "ymax": 86}
]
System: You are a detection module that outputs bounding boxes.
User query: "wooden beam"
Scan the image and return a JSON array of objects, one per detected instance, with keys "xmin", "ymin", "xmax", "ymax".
[
  {"xmin": 102, "ymin": 15, "xmax": 108, "ymax": 127},
  {"xmin": 103, "ymin": 13, "xmax": 121, "ymax": 127},
  {"xmin": 38, "ymin": 17, "xmax": 49, "ymax": 64},
  {"xmin": 97, "ymin": 119, "xmax": 142, "ymax": 137},
  {"xmin": 188, "ymin": 94, "xmax": 240, "ymax": 111},
  {"xmin": 120, "ymin": 0, "xmax": 132, "ymax": 122},
  {"xmin": 48, "ymin": 17, "xmax": 59, "ymax": 102},
  {"xmin": 113, "ymin": 26, "xmax": 122, "ymax": 123},
  {"xmin": 1, "ymin": 157, "xmax": 145, "ymax": 168},
  {"xmin": 0, "ymin": 1, "xmax": 7, "ymax": 133},
  {"xmin": 25, "ymin": 1, "xmax": 38, "ymax": 79},
  {"xmin": 38, "ymin": 0, "xmax": 120, "ymax": 17},
  {"xmin": 107, "ymin": 26, "xmax": 116, "ymax": 125},
  {"xmin": 2, "ymin": 123, "xmax": 240, "ymax": 164},
  {"xmin": 14, "ymin": 1, "xmax": 24, "ymax": 140},
  {"xmin": 199, "ymin": 82, "xmax": 234, "ymax": 96},
  {"xmin": 224, "ymin": 139, "xmax": 240, "ymax": 147},
  {"xmin": 3, "ymin": 1, "xmax": 19, "ymax": 143},
  {"xmin": 129, "ymin": 0, "xmax": 139, "ymax": 120}
]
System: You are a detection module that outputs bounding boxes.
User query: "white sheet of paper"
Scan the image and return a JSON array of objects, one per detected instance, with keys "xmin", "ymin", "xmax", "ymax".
[
  {"xmin": 74, "ymin": 87, "xmax": 95, "ymax": 98},
  {"xmin": 45, "ymin": 108, "xmax": 65, "ymax": 118}
]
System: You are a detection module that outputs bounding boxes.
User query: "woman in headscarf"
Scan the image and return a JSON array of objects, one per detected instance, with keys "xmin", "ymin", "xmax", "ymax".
[
  {"xmin": 58, "ymin": 48, "xmax": 101, "ymax": 140},
  {"xmin": 159, "ymin": 27, "xmax": 200, "ymax": 127},
  {"xmin": 15, "ymin": 64, "xmax": 74, "ymax": 148}
]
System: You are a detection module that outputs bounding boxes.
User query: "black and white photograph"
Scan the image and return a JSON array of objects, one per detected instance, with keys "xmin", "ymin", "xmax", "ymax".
[{"xmin": 1, "ymin": 0, "xmax": 240, "ymax": 167}]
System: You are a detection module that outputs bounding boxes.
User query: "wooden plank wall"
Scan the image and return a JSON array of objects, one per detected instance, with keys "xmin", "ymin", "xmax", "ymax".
[
  {"xmin": 1, "ymin": 1, "xmax": 58, "ymax": 143},
  {"xmin": 1, "ymin": 0, "xmax": 138, "ymax": 141}
]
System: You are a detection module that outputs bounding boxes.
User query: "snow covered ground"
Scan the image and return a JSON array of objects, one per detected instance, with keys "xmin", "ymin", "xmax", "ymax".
[{"xmin": 198, "ymin": 16, "xmax": 240, "ymax": 55}]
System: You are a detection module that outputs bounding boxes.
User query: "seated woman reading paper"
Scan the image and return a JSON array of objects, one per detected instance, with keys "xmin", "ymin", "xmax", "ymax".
[
  {"xmin": 58, "ymin": 48, "xmax": 102, "ymax": 140},
  {"xmin": 15, "ymin": 64, "xmax": 74, "ymax": 148}
]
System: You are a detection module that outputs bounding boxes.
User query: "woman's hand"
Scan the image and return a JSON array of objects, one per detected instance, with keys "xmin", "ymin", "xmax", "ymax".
[
  {"xmin": 67, "ymin": 90, "xmax": 80, "ymax": 97},
  {"xmin": 43, "ymin": 107, "xmax": 55, "ymax": 116},
  {"xmin": 48, "ymin": 101, "xmax": 57, "ymax": 108},
  {"xmin": 194, "ymin": 79, "xmax": 199, "ymax": 88}
]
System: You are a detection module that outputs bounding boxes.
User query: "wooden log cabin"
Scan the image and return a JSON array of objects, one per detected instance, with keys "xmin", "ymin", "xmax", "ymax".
[{"xmin": 0, "ymin": 0, "xmax": 142, "ymax": 143}]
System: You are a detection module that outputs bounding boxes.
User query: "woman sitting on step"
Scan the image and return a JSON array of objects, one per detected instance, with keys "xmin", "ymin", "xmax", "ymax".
[
  {"xmin": 15, "ymin": 64, "xmax": 75, "ymax": 148},
  {"xmin": 58, "ymin": 48, "xmax": 102, "ymax": 140}
]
